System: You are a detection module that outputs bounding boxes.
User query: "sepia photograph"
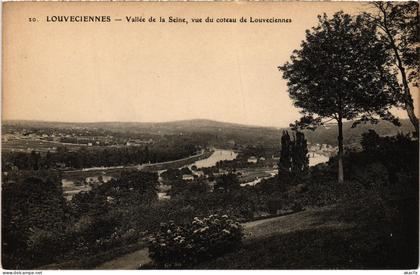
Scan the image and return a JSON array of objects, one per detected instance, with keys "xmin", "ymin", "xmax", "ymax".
[{"xmin": 1, "ymin": 1, "xmax": 419, "ymax": 271}]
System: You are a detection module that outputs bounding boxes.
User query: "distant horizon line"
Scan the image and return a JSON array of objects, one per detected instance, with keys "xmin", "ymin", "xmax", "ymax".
[{"xmin": 2, "ymin": 118, "xmax": 288, "ymax": 129}]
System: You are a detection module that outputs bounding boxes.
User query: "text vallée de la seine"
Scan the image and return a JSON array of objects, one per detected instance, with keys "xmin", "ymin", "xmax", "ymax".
[{"xmin": 42, "ymin": 15, "xmax": 292, "ymax": 24}]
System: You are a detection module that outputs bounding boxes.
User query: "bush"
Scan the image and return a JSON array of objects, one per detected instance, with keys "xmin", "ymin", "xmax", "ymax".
[
  {"xmin": 352, "ymin": 162, "xmax": 389, "ymax": 188},
  {"xmin": 148, "ymin": 214, "xmax": 243, "ymax": 268},
  {"xmin": 291, "ymin": 202, "xmax": 304, "ymax": 212},
  {"xmin": 267, "ymin": 199, "xmax": 283, "ymax": 214}
]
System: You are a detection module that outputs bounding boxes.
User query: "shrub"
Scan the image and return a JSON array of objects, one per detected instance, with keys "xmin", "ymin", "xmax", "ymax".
[
  {"xmin": 148, "ymin": 214, "xmax": 243, "ymax": 268},
  {"xmin": 352, "ymin": 162, "xmax": 389, "ymax": 188},
  {"xmin": 291, "ymin": 202, "xmax": 304, "ymax": 212},
  {"xmin": 267, "ymin": 199, "xmax": 283, "ymax": 214}
]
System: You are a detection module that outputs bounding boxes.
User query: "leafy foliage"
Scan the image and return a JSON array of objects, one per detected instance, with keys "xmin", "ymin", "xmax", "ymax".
[
  {"xmin": 280, "ymin": 12, "xmax": 399, "ymax": 127},
  {"xmin": 149, "ymin": 215, "xmax": 243, "ymax": 268},
  {"xmin": 347, "ymin": 131, "xmax": 418, "ymax": 186},
  {"xmin": 2, "ymin": 176, "xmax": 67, "ymax": 268},
  {"xmin": 290, "ymin": 132, "xmax": 309, "ymax": 181},
  {"xmin": 279, "ymin": 131, "xmax": 292, "ymax": 179},
  {"xmin": 214, "ymin": 173, "xmax": 240, "ymax": 192}
]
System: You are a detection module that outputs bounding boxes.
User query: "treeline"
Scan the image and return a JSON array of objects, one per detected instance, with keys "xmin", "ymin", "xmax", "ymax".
[
  {"xmin": 340, "ymin": 131, "xmax": 418, "ymax": 187},
  {"xmin": 2, "ymin": 143, "xmax": 198, "ymax": 171}
]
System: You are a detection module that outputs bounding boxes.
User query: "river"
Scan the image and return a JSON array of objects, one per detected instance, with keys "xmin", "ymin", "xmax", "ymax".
[
  {"xmin": 188, "ymin": 149, "xmax": 238, "ymax": 169},
  {"xmin": 309, "ymin": 152, "xmax": 330, "ymax": 166}
]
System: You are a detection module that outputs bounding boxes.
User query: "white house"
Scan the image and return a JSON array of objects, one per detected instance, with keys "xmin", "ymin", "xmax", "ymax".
[
  {"xmin": 247, "ymin": 156, "xmax": 258, "ymax": 164},
  {"xmin": 182, "ymin": 174, "xmax": 194, "ymax": 181}
]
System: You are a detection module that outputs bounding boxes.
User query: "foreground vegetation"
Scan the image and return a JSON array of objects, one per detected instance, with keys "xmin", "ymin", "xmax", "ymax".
[{"xmin": 195, "ymin": 185, "xmax": 417, "ymax": 269}]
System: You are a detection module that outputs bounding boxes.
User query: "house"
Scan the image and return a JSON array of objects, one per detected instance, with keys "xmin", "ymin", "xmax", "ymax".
[
  {"xmin": 247, "ymin": 156, "xmax": 258, "ymax": 164},
  {"xmin": 194, "ymin": 170, "xmax": 205, "ymax": 177},
  {"xmin": 182, "ymin": 174, "xmax": 194, "ymax": 181},
  {"xmin": 206, "ymin": 179, "xmax": 217, "ymax": 192}
]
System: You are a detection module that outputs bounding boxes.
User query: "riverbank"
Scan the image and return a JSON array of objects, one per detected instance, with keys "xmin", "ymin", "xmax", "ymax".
[
  {"xmin": 62, "ymin": 149, "xmax": 213, "ymax": 179},
  {"xmin": 141, "ymin": 149, "xmax": 214, "ymax": 172}
]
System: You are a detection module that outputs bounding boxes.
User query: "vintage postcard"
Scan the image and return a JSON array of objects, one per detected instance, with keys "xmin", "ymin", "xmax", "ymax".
[{"xmin": 1, "ymin": 1, "xmax": 419, "ymax": 271}]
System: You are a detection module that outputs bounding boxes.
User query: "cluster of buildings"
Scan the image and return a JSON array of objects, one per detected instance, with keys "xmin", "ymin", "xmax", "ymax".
[
  {"xmin": 2, "ymin": 128, "xmax": 156, "ymax": 153},
  {"xmin": 307, "ymin": 143, "xmax": 338, "ymax": 157}
]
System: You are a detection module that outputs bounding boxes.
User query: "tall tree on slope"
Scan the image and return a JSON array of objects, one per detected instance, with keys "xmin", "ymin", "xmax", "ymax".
[{"xmin": 279, "ymin": 12, "xmax": 400, "ymax": 183}]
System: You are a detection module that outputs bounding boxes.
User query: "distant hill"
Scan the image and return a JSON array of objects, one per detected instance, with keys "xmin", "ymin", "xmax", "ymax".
[
  {"xmin": 3, "ymin": 118, "xmax": 415, "ymax": 147},
  {"xmin": 302, "ymin": 119, "xmax": 415, "ymax": 146},
  {"xmin": 2, "ymin": 119, "xmax": 282, "ymax": 148},
  {"xmin": 3, "ymin": 119, "xmax": 275, "ymax": 132}
]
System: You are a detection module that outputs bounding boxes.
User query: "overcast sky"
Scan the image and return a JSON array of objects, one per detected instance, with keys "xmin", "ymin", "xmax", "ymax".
[{"xmin": 3, "ymin": 2, "xmax": 417, "ymax": 127}]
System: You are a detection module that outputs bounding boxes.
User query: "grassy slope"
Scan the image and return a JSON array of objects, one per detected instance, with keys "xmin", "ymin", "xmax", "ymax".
[{"xmin": 196, "ymin": 192, "xmax": 418, "ymax": 269}]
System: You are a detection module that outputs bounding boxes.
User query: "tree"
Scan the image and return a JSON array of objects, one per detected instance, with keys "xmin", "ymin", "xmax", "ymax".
[
  {"xmin": 361, "ymin": 129, "xmax": 381, "ymax": 152},
  {"xmin": 30, "ymin": 151, "xmax": 40, "ymax": 170},
  {"xmin": 368, "ymin": 2, "xmax": 419, "ymax": 136},
  {"xmin": 215, "ymin": 173, "xmax": 240, "ymax": 192},
  {"xmin": 278, "ymin": 130, "xmax": 309, "ymax": 184},
  {"xmin": 278, "ymin": 130, "xmax": 292, "ymax": 180},
  {"xmin": 290, "ymin": 131, "xmax": 309, "ymax": 181},
  {"xmin": 279, "ymin": 12, "xmax": 400, "ymax": 183},
  {"xmin": 2, "ymin": 176, "xmax": 67, "ymax": 268}
]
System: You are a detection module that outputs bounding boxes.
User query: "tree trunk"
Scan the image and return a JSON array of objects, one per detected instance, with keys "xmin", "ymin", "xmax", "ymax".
[
  {"xmin": 337, "ymin": 117, "xmax": 344, "ymax": 184},
  {"xmin": 405, "ymin": 97, "xmax": 419, "ymax": 137},
  {"xmin": 394, "ymin": 49, "xmax": 419, "ymax": 136},
  {"xmin": 379, "ymin": 5, "xmax": 419, "ymax": 136}
]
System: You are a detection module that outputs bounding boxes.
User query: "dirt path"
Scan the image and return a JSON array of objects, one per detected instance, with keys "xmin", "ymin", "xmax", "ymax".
[
  {"xmin": 95, "ymin": 248, "xmax": 150, "ymax": 270},
  {"xmin": 95, "ymin": 205, "xmax": 354, "ymax": 269}
]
